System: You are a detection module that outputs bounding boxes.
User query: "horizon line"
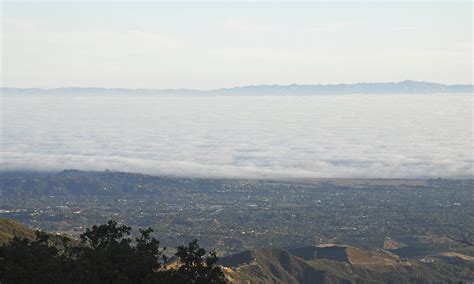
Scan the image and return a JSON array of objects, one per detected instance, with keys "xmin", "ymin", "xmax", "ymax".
[
  {"xmin": 0, "ymin": 168, "xmax": 471, "ymax": 182},
  {"xmin": 2, "ymin": 80, "xmax": 473, "ymax": 92}
]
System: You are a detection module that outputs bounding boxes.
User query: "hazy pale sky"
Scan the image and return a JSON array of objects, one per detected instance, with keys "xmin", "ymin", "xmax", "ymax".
[{"xmin": 2, "ymin": 1, "xmax": 472, "ymax": 89}]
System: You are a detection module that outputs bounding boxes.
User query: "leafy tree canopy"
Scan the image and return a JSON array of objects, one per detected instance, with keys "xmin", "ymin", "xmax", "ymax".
[{"xmin": 0, "ymin": 220, "xmax": 227, "ymax": 284}]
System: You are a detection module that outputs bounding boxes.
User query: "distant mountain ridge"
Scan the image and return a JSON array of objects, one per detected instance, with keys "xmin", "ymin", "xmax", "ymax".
[{"xmin": 2, "ymin": 80, "xmax": 472, "ymax": 95}]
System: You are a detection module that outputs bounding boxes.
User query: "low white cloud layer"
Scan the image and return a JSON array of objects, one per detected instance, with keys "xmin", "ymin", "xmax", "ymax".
[{"xmin": 1, "ymin": 94, "xmax": 472, "ymax": 179}]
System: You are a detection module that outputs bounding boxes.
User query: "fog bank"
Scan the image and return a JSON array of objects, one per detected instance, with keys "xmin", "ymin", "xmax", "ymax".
[{"xmin": 1, "ymin": 93, "xmax": 472, "ymax": 179}]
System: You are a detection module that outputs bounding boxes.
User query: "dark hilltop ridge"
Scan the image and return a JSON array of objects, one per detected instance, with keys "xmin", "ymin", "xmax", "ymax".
[{"xmin": 2, "ymin": 80, "xmax": 473, "ymax": 95}]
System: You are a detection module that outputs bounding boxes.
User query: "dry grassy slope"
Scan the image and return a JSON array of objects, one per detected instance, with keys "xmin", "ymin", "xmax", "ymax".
[
  {"xmin": 345, "ymin": 246, "xmax": 399, "ymax": 267},
  {"xmin": 290, "ymin": 245, "xmax": 400, "ymax": 267},
  {"xmin": 426, "ymin": 252, "xmax": 474, "ymax": 262},
  {"xmin": 221, "ymin": 248, "xmax": 344, "ymax": 284},
  {"xmin": 0, "ymin": 218, "xmax": 37, "ymax": 244},
  {"xmin": 0, "ymin": 218, "xmax": 77, "ymax": 248},
  {"xmin": 221, "ymin": 245, "xmax": 473, "ymax": 284}
]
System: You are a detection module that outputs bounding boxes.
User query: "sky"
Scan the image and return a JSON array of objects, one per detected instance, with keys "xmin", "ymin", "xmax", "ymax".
[{"xmin": 1, "ymin": 1, "xmax": 473, "ymax": 89}]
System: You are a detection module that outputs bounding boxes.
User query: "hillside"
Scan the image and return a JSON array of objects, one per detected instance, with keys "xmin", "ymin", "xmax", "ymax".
[
  {"xmin": 220, "ymin": 245, "xmax": 474, "ymax": 283},
  {"xmin": 290, "ymin": 245, "xmax": 400, "ymax": 267},
  {"xmin": 0, "ymin": 218, "xmax": 37, "ymax": 244},
  {"xmin": 1, "ymin": 218, "xmax": 473, "ymax": 283},
  {"xmin": 0, "ymin": 218, "xmax": 76, "ymax": 248}
]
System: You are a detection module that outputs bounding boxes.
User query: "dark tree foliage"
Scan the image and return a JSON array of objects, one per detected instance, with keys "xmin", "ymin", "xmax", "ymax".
[
  {"xmin": 0, "ymin": 220, "xmax": 227, "ymax": 284},
  {"xmin": 159, "ymin": 239, "xmax": 226, "ymax": 284},
  {"xmin": 0, "ymin": 231, "xmax": 69, "ymax": 283}
]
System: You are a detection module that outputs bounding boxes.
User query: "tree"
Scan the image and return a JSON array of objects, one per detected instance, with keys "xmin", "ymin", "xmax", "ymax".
[
  {"xmin": 72, "ymin": 220, "xmax": 167, "ymax": 283},
  {"xmin": 168, "ymin": 239, "xmax": 227, "ymax": 284},
  {"xmin": 0, "ymin": 220, "xmax": 228, "ymax": 283},
  {"xmin": 0, "ymin": 231, "xmax": 68, "ymax": 283}
]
